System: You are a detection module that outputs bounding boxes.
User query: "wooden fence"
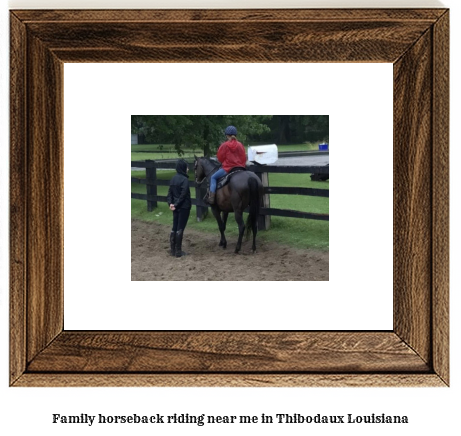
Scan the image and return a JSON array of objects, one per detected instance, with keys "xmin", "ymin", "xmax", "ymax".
[{"xmin": 131, "ymin": 160, "xmax": 329, "ymax": 230}]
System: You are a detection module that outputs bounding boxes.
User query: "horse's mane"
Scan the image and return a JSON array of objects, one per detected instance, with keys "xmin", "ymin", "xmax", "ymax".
[{"xmin": 201, "ymin": 156, "xmax": 220, "ymax": 168}]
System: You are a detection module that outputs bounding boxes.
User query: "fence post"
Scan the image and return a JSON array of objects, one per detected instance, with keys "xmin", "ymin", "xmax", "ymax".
[
  {"xmin": 195, "ymin": 182, "xmax": 208, "ymax": 222},
  {"xmin": 257, "ymin": 171, "xmax": 270, "ymax": 230},
  {"xmin": 145, "ymin": 160, "xmax": 157, "ymax": 212}
]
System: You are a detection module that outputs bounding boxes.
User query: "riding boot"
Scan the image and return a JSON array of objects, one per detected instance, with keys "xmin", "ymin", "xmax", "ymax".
[
  {"xmin": 169, "ymin": 231, "xmax": 175, "ymax": 256},
  {"xmin": 208, "ymin": 191, "xmax": 216, "ymax": 205},
  {"xmin": 175, "ymin": 230, "xmax": 187, "ymax": 257}
]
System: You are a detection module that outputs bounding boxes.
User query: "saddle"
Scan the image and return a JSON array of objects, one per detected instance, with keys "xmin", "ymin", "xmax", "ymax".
[
  {"xmin": 216, "ymin": 167, "xmax": 246, "ymax": 190},
  {"xmin": 202, "ymin": 167, "xmax": 247, "ymax": 204}
]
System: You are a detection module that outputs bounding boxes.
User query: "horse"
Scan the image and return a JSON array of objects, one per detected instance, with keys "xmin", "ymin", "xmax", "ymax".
[{"xmin": 194, "ymin": 156, "xmax": 264, "ymax": 254}]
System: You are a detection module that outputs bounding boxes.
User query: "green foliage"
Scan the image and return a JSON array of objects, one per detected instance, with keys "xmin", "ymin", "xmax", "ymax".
[
  {"xmin": 131, "ymin": 115, "xmax": 272, "ymax": 156},
  {"xmin": 131, "ymin": 115, "xmax": 329, "ymax": 154},
  {"xmin": 250, "ymin": 115, "xmax": 329, "ymax": 144}
]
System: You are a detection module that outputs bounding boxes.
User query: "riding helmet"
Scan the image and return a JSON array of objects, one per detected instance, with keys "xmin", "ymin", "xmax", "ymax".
[{"xmin": 224, "ymin": 125, "xmax": 237, "ymax": 136}]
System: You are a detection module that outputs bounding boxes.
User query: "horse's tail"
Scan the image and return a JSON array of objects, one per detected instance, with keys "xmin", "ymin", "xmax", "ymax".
[{"xmin": 245, "ymin": 177, "xmax": 261, "ymax": 239}]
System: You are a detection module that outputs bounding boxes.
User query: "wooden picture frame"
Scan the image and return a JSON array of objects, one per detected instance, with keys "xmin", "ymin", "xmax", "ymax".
[{"xmin": 10, "ymin": 9, "xmax": 449, "ymax": 387}]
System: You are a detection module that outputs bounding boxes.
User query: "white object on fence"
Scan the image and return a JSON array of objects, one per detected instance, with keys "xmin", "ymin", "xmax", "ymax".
[{"xmin": 247, "ymin": 144, "xmax": 278, "ymax": 165}]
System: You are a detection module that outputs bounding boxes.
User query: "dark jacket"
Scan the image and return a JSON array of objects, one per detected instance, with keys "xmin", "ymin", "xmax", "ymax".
[{"xmin": 166, "ymin": 160, "xmax": 192, "ymax": 209}]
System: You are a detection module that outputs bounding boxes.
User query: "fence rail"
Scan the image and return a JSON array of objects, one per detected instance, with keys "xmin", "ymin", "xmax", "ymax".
[
  {"xmin": 246, "ymin": 164, "xmax": 329, "ymax": 175},
  {"xmin": 131, "ymin": 160, "xmax": 329, "ymax": 228}
]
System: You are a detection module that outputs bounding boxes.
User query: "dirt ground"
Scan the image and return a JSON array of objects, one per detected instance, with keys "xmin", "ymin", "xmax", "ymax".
[{"xmin": 131, "ymin": 219, "xmax": 329, "ymax": 281}]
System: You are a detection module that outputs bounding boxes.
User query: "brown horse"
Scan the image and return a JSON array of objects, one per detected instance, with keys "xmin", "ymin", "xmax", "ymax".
[{"xmin": 194, "ymin": 157, "xmax": 263, "ymax": 253}]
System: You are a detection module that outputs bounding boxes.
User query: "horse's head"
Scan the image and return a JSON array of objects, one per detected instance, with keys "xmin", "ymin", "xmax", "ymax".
[
  {"xmin": 195, "ymin": 156, "xmax": 220, "ymax": 185},
  {"xmin": 194, "ymin": 155, "xmax": 206, "ymax": 184}
]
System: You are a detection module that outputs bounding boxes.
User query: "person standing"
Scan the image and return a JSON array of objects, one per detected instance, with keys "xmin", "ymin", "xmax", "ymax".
[
  {"xmin": 166, "ymin": 159, "xmax": 192, "ymax": 257},
  {"xmin": 208, "ymin": 125, "xmax": 247, "ymax": 205}
]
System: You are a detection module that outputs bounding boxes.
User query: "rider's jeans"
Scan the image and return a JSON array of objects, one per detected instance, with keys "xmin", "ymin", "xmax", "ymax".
[{"xmin": 210, "ymin": 168, "xmax": 227, "ymax": 193}]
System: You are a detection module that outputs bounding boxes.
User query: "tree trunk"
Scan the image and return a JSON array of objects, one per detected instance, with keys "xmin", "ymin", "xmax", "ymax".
[{"xmin": 278, "ymin": 115, "xmax": 290, "ymax": 144}]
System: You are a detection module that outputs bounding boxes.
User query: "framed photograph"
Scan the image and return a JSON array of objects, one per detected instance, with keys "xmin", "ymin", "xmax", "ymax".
[
  {"xmin": 128, "ymin": 113, "xmax": 330, "ymax": 281},
  {"xmin": 10, "ymin": 9, "xmax": 449, "ymax": 387}
]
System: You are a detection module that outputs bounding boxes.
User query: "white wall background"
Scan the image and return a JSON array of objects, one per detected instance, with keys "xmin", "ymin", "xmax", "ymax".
[{"xmin": 63, "ymin": 63, "xmax": 393, "ymax": 331}]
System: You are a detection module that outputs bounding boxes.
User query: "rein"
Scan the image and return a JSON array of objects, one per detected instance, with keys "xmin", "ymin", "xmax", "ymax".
[{"xmin": 195, "ymin": 160, "xmax": 221, "ymax": 185}]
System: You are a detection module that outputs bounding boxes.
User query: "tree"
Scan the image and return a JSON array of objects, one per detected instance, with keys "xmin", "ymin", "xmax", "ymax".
[
  {"xmin": 131, "ymin": 115, "xmax": 272, "ymax": 155},
  {"xmin": 303, "ymin": 115, "xmax": 329, "ymax": 143},
  {"xmin": 251, "ymin": 115, "xmax": 329, "ymax": 144}
]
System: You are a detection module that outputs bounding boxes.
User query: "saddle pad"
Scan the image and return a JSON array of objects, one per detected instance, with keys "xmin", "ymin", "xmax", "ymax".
[{"xmin": 217, "ymin": 168, "xmax": 246, "ymax": 190}]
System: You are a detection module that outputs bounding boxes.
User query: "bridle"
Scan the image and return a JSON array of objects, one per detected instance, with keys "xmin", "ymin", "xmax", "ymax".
[{"xmin": 195, "ymin": 158, "xmax": 221, "ymax": 185}]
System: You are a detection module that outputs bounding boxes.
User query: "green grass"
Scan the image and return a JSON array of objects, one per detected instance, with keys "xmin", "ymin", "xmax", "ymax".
[
  {"xmin": 268, "ymin": 173, "xmax": 329, "ymax": 214},
  {"xmin": 132, "ymin": 152, "xmax": 197, "ymax": 161},
  {"xmin": 131, "ymin": 143, "xmax": 326, "ymax": 162},
  {"xmin": 249, "ymin": 142, "xmax": 325, "ymax": 152},
  {"xmin": 131, "ymin": 144, "xmax": 202, "ymax": 161},
  {"xmin": 131, "ymin": 144, "xmax": 176, "ymax": 152},
  {"xmin": 131, "ymin": 170, "xmax": 329, "ymax": 250}
]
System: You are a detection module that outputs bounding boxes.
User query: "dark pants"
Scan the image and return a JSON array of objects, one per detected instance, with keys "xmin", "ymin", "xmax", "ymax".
[{"xmin": 172, "ymin": 208, "xmax": 191, "ymax": 232}]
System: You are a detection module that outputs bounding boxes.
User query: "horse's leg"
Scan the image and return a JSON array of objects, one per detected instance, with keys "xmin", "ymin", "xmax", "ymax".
[
  {"xmin": 211, "ymin": 206, "xmax": 227, "ymax": 248},
  {"xmin": 234, "ymin": 210, "xmax": 245, "ymax": 254},
  {"xmin": 219, "ymin": 211, "xmax": 229, "ymax": 249}
]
